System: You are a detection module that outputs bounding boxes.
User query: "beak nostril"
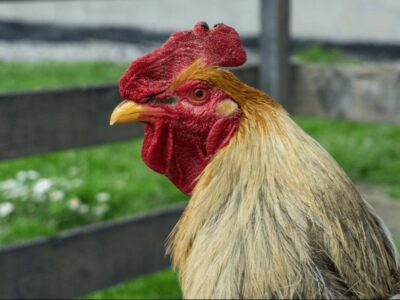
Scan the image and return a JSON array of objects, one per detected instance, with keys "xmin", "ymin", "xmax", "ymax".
[
  {"xmin": 144, "ymin": 94, "xmax": 156, "ymax": 104},
  {"xmin": 160, "ymin": 96, "xmax": 177, "ymax": 105}
]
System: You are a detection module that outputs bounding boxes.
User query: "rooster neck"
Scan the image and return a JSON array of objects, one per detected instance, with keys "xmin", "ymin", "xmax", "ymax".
[{"xmin": 167, "ymin": 106, "xmax": 400, "ymax": 299}]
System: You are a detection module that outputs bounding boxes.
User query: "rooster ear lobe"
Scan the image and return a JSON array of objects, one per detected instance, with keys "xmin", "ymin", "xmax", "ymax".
[{"xmin": 214, "ymin": 99, "xmax": 239, "ymax": 117}]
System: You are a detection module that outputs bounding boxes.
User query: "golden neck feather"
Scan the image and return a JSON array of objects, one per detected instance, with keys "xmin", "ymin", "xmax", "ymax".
[{"xmin": 167, "ymin": 63, "xmax": 400, "ymax": 299}]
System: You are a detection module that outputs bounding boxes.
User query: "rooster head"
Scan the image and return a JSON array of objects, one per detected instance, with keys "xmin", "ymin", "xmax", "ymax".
[{"xmin": 110, "ymin": 22, "xmax": 247, "ymax": 195}]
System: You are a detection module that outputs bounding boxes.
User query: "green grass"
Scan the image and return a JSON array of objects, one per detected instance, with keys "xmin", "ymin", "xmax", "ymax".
[
  {"xmin": 0, "ymin": 140, "xmax": 185, "ymax": 246},
  {"xmin": 84, "ymin": 269, "xmax": 181, "ymax": 299},
  {"xmin": 84, "ymin": 239, "xmax": 400, "ymax": 299},
  {"xmin": 1, "ymin": 116, "xmax": 398, "ymax": 247},
  {"xmin": 0, "ymin": 50, "xmax": 358, "ymax": 94},
  {"xmin": 294, "ymin": 117, "xmax": 400, "ymax": 199},
  {"xmin": 0, "ymin": 61, "xmax": 127, "ymax": 92},
  {"xmin": 293, "ymin": 45, "xmax": 360, "ymax": 64},
  {"xmin": 0, "ymin": 60, "xmax": 398, "ymax": 299},
  {"xmin": 87, "ymin": 238, "xmax": 400, "ymax": 300}
]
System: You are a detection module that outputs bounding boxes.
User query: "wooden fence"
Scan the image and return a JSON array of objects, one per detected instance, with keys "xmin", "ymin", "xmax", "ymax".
[
  {"xmin": 1, "ymin": 1, "xmax": 399, "ymax": 298},
  {"xmin": 0, "ymin": 204, "xmax": 185, "ymax": 299},
  {"xmin": 0, "ymin": 0, "xmax": 286, "ymax": 298},
  {"xmin": 0, "ymin": 66, "xmax": 258, "ymax": 299}
]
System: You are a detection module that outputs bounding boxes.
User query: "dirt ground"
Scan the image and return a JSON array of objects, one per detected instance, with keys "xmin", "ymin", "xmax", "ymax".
[{"xmin": 356, "ymin": 183, "xmax": 400, "ymax": 241}]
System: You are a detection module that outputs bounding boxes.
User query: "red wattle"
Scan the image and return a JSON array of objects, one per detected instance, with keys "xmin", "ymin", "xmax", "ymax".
[{"xmin": 141, "ymin": 117, "xmax": 239, "ymax": 195}]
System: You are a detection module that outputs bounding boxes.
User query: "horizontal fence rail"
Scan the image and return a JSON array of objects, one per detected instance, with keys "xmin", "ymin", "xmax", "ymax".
[
  {"xmin": 0, "ymin": 67, "xmax": 258, "ymax": 161},
  {"xmin": 0, "ymin": 1, "xmax": 277, "ymax": 299},
  {"xmin": 0, "ymin": 84, "xmax": 143, "ymax": 160},
  {"xmin": 0, "ymin": 64, "xmax": 257, "ymax": 298},
  {"xmin": 0, "ymin": 203, "xmax": 186, "ymax": 299},
  {"xmin": 0, "ymin": 60, "xmax": 399, "ymax": 299},
  {"xmin": 1, "ymin": 62, "xmax": 398, "ymax": 161}
]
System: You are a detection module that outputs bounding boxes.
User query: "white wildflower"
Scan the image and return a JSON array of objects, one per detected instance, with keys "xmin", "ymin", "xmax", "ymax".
[
  {"xmin": 96, "ymin": 192, "xmax": 110, "ymax": 203},
  {"xmin": 0, "ymin": 179, "xmax": 20, "ymax": 192},
  {"xmin": 50, "ymin": 190, "xmax": 64, "ymax": 202},
  {"xmin": 16, "ymin": 171, "xmax": 29, "ymax": 182},
  {"xmin": 93, "ymin": 204, "xmax": 109, "ymax": 216},
  {"xmin": 27, "ymin": 170, "xmax": 39, "ymax": 180},
  {"xmin": 0, "ymin": 179, "xmax": 27, "ymax": 199},
  {"xmin": 32, "ymin": 178, "xmax": 52, "ymax": 195},
  {"xmin": 7, "ymin": 187, "xmax": 27, "ymax": 199},
  {"xmin": 78, "ymin": 204, "xmax": 89, "ymax": 214},
  {"xmin": 0, "ymin": 202, "xmax": 14, "ymax": 217},
  {"xmin": 68, "ymin": 197, "xmax": 81, "ymax": 210},
  {"xmin": 17, "ymin": 170, "xmax": 39, "ymax": 182}
]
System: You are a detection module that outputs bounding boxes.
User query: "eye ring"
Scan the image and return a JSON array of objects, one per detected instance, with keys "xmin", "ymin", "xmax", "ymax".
[{"xmin": 189, "ymin": 88, "xmax": 209, "ymax": 104}]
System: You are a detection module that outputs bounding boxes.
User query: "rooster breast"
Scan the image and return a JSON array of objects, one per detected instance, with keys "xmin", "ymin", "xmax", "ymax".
[{"xmin": 167, "ymin": 104, "xmax": 400, "ymax": 299}]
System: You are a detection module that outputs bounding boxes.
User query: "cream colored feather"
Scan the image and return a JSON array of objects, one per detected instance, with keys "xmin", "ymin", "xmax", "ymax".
[{"xmin": 167, "ymin": 63, "xmax": 400, "ymax": 299}]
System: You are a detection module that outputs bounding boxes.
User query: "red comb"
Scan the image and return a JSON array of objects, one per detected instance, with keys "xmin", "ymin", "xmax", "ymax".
[{"xmin": 119, "ymin": 21, "xmax": 247, "ymax": 101}]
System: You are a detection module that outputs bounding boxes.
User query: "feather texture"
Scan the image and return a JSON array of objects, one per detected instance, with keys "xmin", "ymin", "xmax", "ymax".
[{"xmin": 167, "ymin": 63, "xmax": 400, "ymax": 299}]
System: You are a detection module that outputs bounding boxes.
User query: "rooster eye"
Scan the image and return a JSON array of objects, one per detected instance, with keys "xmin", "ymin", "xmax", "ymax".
[
  {"xmin": 194, "ymin": 89, "xmax": 204, "ymax": 98},
  {"xmin": 189, "ymin": 88, "xmax": 208, "ymax": 104}
]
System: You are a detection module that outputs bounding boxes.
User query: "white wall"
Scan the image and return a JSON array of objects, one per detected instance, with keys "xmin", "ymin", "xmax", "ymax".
[
  {"xmin": 291, "ymin": 0, "xmax": 400, "ymax": 43},
  {"xmin": 0, "ymin": 0, "xmax": 399, "ymax": 43}
]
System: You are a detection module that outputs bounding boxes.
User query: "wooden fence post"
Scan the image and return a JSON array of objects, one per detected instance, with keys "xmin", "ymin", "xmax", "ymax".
[{"xmin": 260, "ymin": 0, "xmax": 290, "ymax": 110}]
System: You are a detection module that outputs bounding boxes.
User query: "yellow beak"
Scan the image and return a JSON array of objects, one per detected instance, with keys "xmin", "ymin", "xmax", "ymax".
[{"xmin": 110, "ymin": 100, "xmax": 158, "ymax": 125}]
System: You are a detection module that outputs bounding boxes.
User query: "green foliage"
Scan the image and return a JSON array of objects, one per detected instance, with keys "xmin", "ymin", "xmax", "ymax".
[
  {"xmin": 0, "ymin": 140, "xmax": 186, "ymax": 246},
  {"xmin": 293, "ymin": 45, "xmax": 360, "ymax": 64},
  {"xmin": 388, "ymin": 185, "xmax": 400, "ymax": 199},
  {"xmin": 295, "ymin": 116, "xmax": 400, "ymax": 184},
  {"xmin": 84, "ymin": 238, "xmax": 400, "ymax": 298},
  {"xmin": 0, "ymin": 117, "xmax": 398, "ymax": 247},
  {"xmin": 0, "ymin": 61, "xmax": 398, "ymax": 299},
  {"xmin": 294, "ymin": 116, "xmax": 400, "ymax": 200},
  {"xmin": 84, "ymin": 269, "xmax": 181, "ymax": 299},
  {"xmin": 0, "ymin": 61, "xmax": 127, "ymax": 92}
]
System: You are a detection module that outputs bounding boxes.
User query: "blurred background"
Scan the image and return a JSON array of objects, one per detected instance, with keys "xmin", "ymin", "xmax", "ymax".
[{"xmin": 0, "ymin": 0, "xmax": 399, "ymax": 299}]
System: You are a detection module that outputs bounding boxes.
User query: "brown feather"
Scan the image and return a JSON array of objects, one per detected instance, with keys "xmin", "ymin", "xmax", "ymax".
[{"xmin": 167, "ymin": 62, "xmax": 400, "ymax": 299}]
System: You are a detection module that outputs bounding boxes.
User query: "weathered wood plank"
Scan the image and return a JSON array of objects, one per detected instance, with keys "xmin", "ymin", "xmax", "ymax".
[
  {"xmin": 0, "ymin": 84, "xmax": 143, "ymax": 161},
  {"xmin": 0, "ymin": 203, "xmax": 186, "ymax": 299},
  {"xmin": 260, "ymin": 0, "xmax": 290, "ymax": 109}
]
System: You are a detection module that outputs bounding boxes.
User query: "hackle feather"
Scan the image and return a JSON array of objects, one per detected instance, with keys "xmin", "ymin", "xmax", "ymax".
[{"xmin": 167, "ymin": 63, "xmax": 400, "ymax": 299}]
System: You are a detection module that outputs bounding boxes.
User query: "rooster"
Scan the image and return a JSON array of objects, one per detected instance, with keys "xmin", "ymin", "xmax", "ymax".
[{"xmin": 110, "ymin": 22, "xmax": 400, "ymax": 299}]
